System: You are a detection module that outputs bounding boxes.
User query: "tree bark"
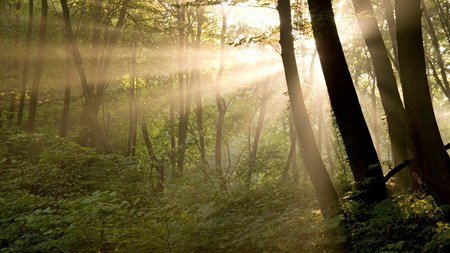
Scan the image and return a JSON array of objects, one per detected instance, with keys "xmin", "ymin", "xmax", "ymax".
[
  {"xmin": 60, "ymin": 40, "xmax": 72, "ymax": 137},
  {"xmin": 277, "ymin": 0, "xmax": 338, "ymax": 215},
  {"xmin": 59, "ymin": 0, "xmax": 112, "ymax": 153},
  {"xmin": 307, "ymin": 0, "xmax": 388, "ymax": 203},
  {"xmin": 78, "ymin": 0, "xmax": 129, "ymax": 150},
  {"xmin": 17, "ymin": 0, "xmax": 33, "ymax": 127},
  {"xmin": 27, "ymin": 0, "xmax": 47, "ymax": 131},
  {"xmin": 127, "ymin": 43, "xmax": 138, "ymax": 156},
  {"xmin": 246, "ymin": 50, "xmax": 270, "ymax": 186},
  {"xmin": 194, "ymin": 6, "xmax": 207, "ymax": 171},
  {"xmin": 382, "ymin": 0, "xmax": 398, "ymax": 69},
  {"xmin": 176, "ymin": 1, "xmax": 190, "ymax": 175},
  {"xmin": 214, "ymin": 4, "xmax": 227, "ymax": 189},
  {"xmin": 395, "ymin": 0, "xmax": 450, "ymax": 205},
  {"xmin": 352, "ymin": 0, "xmax": 410, "ymax": 186}
]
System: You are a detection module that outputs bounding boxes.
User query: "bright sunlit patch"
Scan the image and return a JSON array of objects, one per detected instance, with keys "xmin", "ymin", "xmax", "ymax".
[{"xmin": 227, "ymin": 1, "xmax": 278, "ymax": 29}]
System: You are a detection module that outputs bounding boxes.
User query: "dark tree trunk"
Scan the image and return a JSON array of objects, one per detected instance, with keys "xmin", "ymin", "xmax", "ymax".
[
  {"xmin": 27, "ymin": 0, "xmax": 47, "ymax": 131},
  {"xmin": 277, "ymin": 0, "xmax": 338, "ymax": 215},
  {"xmin": 395, "ymin": 0, "xmax": 450, "ymax": 205},
  {"xmin": 352, "ymin": 0, "xmax": 410, "ymax": 186},
  {"xmin": 382, "ymin": 0, "xmax": 399, "ymax": 69},
  {"xmin": 307, "ymin": 0, "xmax": 388, "ymax": 203}
]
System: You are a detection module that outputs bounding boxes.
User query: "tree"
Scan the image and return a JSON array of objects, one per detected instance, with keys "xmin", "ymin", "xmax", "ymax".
[
  {"xmin": 126, "ymin": 43, "xmax": 138, "ymax": 156},
  {"xmin": 214, "ymin": 4, "xmax": 228, "ymax": 189},
  {"xmin": 77, "ymin": 0, "xmax": 130, "ymax": 150},
  {"xmin": 176, "ymin": 0, "xmax": 188, "ymax": 175},
  {"xmin": 352, "ymin": 0, "xmax": 409, "ymax": 186},
  {"xmin": 193, "ymin": 6, "xmax": 208, "ymax": 174},
  {"xmin": 246, "ymin": 49, "xmax": 271, "ymax": 186},
  {"xmin": 277, "ymin": 0, "xmax": 338, "ymax": 215},
  {"xmin": 59, "ymin": 0, "xmax": 112, "ymax": 153},
  {"xmin": 60, "ymin": 38, "xmax": 72, "ymax": 137},
  {"xmin": 27, "ymin": 0, "xmax": 47, "ymax": 131},
  {"xmin": 395, "ymin": 0, "xmax": 450, "ymax": 205},
  {"xmin": 17, "ymin": 0, "xmax": 33, "ymax": 127},
  {"xmin": 307, "ymin": 0, "xmax": 387, "ymax": 202}
]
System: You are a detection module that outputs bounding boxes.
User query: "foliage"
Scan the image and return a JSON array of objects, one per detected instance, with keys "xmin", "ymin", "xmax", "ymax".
[
  {"xmin": 2, "ymin": 128, "xmax": 450, "ymax": 252},
  {"xmin": 343, "ymin": 194, "xmax": 450, "ymax": 253}
]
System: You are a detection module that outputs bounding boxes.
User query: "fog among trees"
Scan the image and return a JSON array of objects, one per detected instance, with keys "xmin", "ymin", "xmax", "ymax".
[{"xmin": 1, "ymin": 0, "xmax": 450, "ymax": 252}]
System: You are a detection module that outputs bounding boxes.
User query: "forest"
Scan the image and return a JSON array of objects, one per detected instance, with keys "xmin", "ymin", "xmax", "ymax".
[{"xmin": 1, "ymin": 0, "xmax": 450, "ymax": 252}]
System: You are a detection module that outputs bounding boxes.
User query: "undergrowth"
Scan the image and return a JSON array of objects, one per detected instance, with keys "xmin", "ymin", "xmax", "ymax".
[{"xmin": 1, "ymin": 127, "xmax": 449, "ymax": 252}]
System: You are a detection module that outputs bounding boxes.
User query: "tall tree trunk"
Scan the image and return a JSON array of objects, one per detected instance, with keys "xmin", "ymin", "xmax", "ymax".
[
  {"xmin": 214, "ymin": 4, "xmax": 227, "ymax": 189},
  {"xmin": 246, "ymin": 67, "xmax": 270, "ymax": 186},
  {"xmin": 382, "ymin": 0, "xmax": 398, "ymax": 69},
  {"xmin": 395, "ymin": 0, "xmax": 450, "ymax": 205},
  {"xmin": 27, "ymin": 0, "xmax": 47, "ymax": 131},
  {"xmin": 7, "ymin": 0, "xmax": 21, "ymax": 124},
  {"xmin": 282, "ymin": 110, "xmax": 300, "ymax": 184},
  {"xmin": 59, "ymin": 0, "xmax": 112, "ymax": 153},
  {"xmin": 169, "ymin": 96, "xmax": 177, "ymax": 178},
  {"xmin": 307, "ymin": 0, "xmax": 388, "ymax": 203},
  {"xmin": 17, "ymin": 0, "xmax": 33, "ymax": 126},
  {"xmin": 194, "ymin": 6, "xmax": 207, "ymax": 171},
  {"xmin": 78, "ymin": 0, "xmax": 129, "ymax": 150},
  {"xmin": 60, "ymin": 40, "xmax": 72, "ymax": 137},
  {"xmin": 352, "ymin": 0, "xmax": 410, "ymax": 187},
  {"xmin": 277, "ymin": 0, "xmax": 338, "ymax": 215},
  {"xmin": 127, "ymin": 43, "xmax": 138, "ymax": 156},
  {"xmin": 176, "ymin": 1, "xmax": 190, "ymax": 175}
]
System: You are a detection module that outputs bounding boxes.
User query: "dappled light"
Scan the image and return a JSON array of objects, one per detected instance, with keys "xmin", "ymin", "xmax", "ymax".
[{"xmin": 1, "ymin": 0, "xmax": 450, "ymax": 252}]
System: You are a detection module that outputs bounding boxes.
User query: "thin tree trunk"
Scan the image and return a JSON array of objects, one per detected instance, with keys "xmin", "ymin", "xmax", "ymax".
[
  {"xmin": 166, "ymin": 97, "xmax": 176, "ymax": 180},
  {"xmin": 395, "ymin": 0, "xmax": 450, "ymax": 205},
  {"xmin": 60, "ymin": 40, "xmax": 72, "ymax": 137},
  {"xmin": 246, "ymin": 50, "xmax": 270, "ymax": 186},
  {"xmin": 278, "ymin": 0, "xmax": 339, "ymax": 216},
  {"xmin": 17, "ymin": 0, "xmax": 33, "ymax": 126},
  {"xmin": 214, "ymin": 4, "xmax": 227, "ymax": 189},
  {"xmin": 141, "ymin": 122, "xmax": 164, "ymax": 192},
  {"xmin": 283, "ymin": 110, "xmax": 300, "ymax": 184},
  {"xmin": 127, "ymin": 43, "xmax": 138, "ymax": 156},
  {"xmin": 307, "ymin": 0, "xmax": 388, "ymax": 203},
  {"xmin": 194, "ymin": 6, "xmax": 207, "ymax": 171},
  {"xmin": 27, "ymin": 0, "xmax": 47, "ymax": 131}
]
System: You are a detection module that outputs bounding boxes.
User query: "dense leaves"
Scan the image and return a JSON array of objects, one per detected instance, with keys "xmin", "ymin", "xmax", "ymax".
[{"xmin": 1, "ymin": 128, "xmax": 450, "ymax": 252}]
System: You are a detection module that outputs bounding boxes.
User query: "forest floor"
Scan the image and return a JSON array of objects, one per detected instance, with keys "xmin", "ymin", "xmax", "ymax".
[{"xmin": 1, "ymin": 127, "xmax": 450, "ymax": 252}]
